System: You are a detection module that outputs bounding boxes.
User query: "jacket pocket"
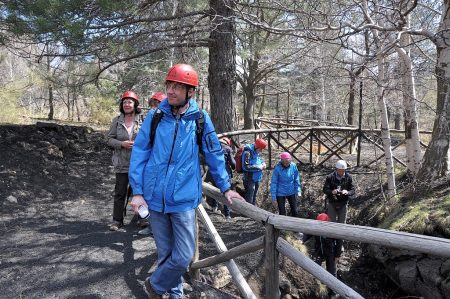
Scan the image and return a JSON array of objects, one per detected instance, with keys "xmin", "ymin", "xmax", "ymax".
[
  {"xmin": 143, "ymin": 164, "xmax": 159, "ymax": 199},
  {"xmin": 172, "ymin": 165, "xmax": 198, "ymax": 204}
]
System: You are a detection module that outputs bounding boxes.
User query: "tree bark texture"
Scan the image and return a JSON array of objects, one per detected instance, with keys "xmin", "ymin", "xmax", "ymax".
[
  {"xmin": 208, "ymin": 0, "xmax": 236, "ymax": 133},
  {"xmin": 377, "ymin": 56, "xmax": 396, "ymax": 199},
  {"xmin": 418, "ymin": 0, "xmax": 450, "ymax": 180}
]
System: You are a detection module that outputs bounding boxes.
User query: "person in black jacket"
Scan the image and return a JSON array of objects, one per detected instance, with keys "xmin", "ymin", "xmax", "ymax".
[
  {"xmin": 323, "ymin": 160, "xmax": 355, "ymax": 252},
  {"xmin": 314, "ymin": 213, "xmax": 340, "ymax": 297},
  {"xmin": 207, "ymin": 137, "xmax": 236, "ymax": 219}
]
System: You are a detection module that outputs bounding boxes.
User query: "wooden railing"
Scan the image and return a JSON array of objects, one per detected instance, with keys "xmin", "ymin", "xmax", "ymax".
[
  {"xmin": 192, "ymin": 183, "xmax": 450, "ymax": 299},
  {"xmin": 218, "ymin": 126, "xmax": 432, "ymax": 170}
]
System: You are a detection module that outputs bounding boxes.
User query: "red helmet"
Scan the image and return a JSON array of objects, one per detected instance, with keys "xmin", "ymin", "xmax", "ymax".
[
  {"xmin": 150, "ymin": 92, "xmax": 166, "ymax": 102},
  {"xmin": 121, "ymin": 90, "xmax": 139, "ymax": 104},
  {"xmin": 166, "ymin": 64, "xmax": 199, "ymax": 87},
  {"xmin": 317, "ymin": 213, "xmax": 330, "ymax": 222},
  {"xmin": 220, "ymin": 137, "xmax": 231, "ymax": 146},
  {"xmin": 255, "ymin": 138, "xmax": 268, "ymax": 150}
]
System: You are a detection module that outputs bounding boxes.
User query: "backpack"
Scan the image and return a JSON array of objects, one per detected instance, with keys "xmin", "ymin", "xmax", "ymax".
[
  {"xmin": 234, "ymin": 147, "xmax": 249, "ymax": 173},
  {"xmin": 150, "ymin": 108, "xmax": 205, "ymax": 149}
]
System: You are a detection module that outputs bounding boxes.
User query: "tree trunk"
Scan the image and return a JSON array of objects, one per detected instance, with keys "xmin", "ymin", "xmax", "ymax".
[
  {"xmin": 377, "ymin": 56, "xmax": 396, "ymax": 199},
  {"xmin": 418, "ymin": 0, "xmax": 450, "ymax": 180},
  {"xmin": 208, "ymin": 0, "xmax": 236, "ymax": 133},
  {"xmin": 348, "ymin": 72, "xmax": 356, "ymax": 126},
  {"xmin": 243, "ymin": 87, "xmax": 256, "ymax": 129},
  {"xmin": 395, "ymin": 13, "xmax": 421, "ymax": 175},
  {"xmin": 46, "ymin": 56, "xmax": 54, "ymax": 120}
]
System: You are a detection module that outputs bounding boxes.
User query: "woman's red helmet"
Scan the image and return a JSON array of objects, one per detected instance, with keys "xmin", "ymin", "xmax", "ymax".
[
  {"xmin": 255, "ymin": 138, "xmax": 268, "ymax": 150},
  {"xmin": 121, "ymin": 90, "xmax": 139, "ymax": 104},
  {"xmin": 165, "ymin": 64, "xmax": 199, "ymax": 87},
  {"xmin": 220, "ymin": 137, "xmax": 231, "ymax": 146}
]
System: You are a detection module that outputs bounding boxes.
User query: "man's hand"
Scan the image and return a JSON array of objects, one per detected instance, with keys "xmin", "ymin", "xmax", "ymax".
[
  {"xmin": 223, "ymin": 190, "xmax": 244, "ymax": 205},
  {"xmin": 341, "ymin": 189, "xmax": 348, "ymax": 195},
  {"xmin": 130, "ymin": 194, "xmax": 147, "ymax": 213},
  {"xmin": 332, "ymin": 189, "xmax": 338, "ymax": 195}
]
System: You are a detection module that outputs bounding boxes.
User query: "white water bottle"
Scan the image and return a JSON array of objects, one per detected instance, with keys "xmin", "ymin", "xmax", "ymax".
[{"xmin": 138, "ymin": 205, "xmax": 150, "ymax": 219}]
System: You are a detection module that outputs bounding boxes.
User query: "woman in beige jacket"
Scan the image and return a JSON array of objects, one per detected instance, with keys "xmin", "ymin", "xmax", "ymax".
[{"xmin": 107, "ymin": 90, "xmax": 142, "ymax": 231}]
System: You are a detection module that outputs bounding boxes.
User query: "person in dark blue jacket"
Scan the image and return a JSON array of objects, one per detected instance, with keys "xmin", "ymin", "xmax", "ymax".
[
  {"xmin": 313, "ymin": 213, "xmax": 340, "ymax": 297},
  {"xmin": 128, "ymin": 64, "xmax": 243, "ymax": 299},
  {"xmin": 270, "ymin": 152, "xmax": 301, "ymax": 217},
  {"xmin": 242, "ymin": 138, "xmax": 267, "ymax": 205},
  {"xmin": 208, "ymin": 137, "xmax": 235, "ymax": 219}
]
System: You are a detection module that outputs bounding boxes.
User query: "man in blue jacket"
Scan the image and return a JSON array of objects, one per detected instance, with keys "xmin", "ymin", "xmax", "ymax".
[{"xmin": 128, "ymin": 64, "xmax": 243, "ymax": 299}]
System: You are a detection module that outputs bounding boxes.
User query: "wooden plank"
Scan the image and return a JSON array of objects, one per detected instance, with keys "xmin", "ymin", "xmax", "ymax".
[
  {"xmin": 202, "ymin": 183, "xmax": 272, "ymax": 223},
  {"xmin": 191, "ymin": 236, "xmax": 264, "ymax": 270},
  {"xmin": 267, "ymin": 215, "xmax": 450, "ymax": 258},
  {"xmin": 277, "ymin": 238, "xmax": 364, "ymax": 299},
  {"xmin": 264, "ymin": 223, "xmax": 279, "ymax": 299},
  {"xmin": 197, "ymin": 204, "xmax": 257, "ymax": 299}
]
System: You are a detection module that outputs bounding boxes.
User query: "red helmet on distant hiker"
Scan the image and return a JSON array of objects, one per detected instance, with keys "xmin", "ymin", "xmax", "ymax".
[
  {"xmin": 150, "ymin": 92, "xmax": 166, "ymax": 102},
  {"xmin": 255, "ymin": 138, "xmax": 268, "ymax": 150},
  {"xmin": 317, "ymin": 213, "xmax": 330, "ymax": 222},
  {"xmin": 220, "ymin": 137, "xmax": 231, "ymax": 146},
  {"xmin": 121, "ymin": 90, "xmax": 139, "ymax": 104},
  {"xmin": 166, "ymin": 64, "xmax": 199, "ymax": 87}
]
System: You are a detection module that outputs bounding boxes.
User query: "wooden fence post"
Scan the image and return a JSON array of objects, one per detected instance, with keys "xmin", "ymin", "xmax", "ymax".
[{"xmin": 265, "ymin": 222, "xmax": 279, "ymax": 299}]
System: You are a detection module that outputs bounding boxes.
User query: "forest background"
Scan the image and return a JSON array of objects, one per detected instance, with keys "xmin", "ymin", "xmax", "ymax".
[{"xmin": 0, "ymin": 0, "xmax": 449, "ymax": 203}]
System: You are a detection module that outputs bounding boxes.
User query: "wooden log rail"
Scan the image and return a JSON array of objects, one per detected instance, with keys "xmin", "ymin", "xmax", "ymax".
[
  {"xmin": 218, "ymin": 126, "xmax": 432, "ymax": 170},
  {"xmin": 197, "ymin": 183, "xmax": 450, "ymax": 299}
]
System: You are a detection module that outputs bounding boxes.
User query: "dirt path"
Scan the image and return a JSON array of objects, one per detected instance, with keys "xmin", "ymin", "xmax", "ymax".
[{"xmin": 0, "ymin": 123, "xmax": 399, "ymax": 299}]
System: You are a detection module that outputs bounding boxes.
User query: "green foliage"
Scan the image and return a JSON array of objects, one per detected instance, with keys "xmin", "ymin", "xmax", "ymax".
[
  {"xmin": 0, "ymin": 82, "xmax": 27, "ymax": 124},
  {"xmin": 380, "ymin": 193, "xmax": 450, "ymax": 237},
  {"xmin": 88, "ymin": 95, "xmax": 118, "ymax": 124}
]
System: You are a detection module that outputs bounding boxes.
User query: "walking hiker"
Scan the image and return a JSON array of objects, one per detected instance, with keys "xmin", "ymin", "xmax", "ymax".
[
  {"xmin": 270, "ymin": 152, "xmax": 301, "ymax": 217},
  {"xmin": 242, "ymin": 138, "xmax": 267, "ymax": 205},
  {"xmin": 323, "ymin": 159, "xmax": 355, "ymax": 253},
  {"xmin": 313, "ymin": 212, "xmax": 340, "ymax": 298},
  {"xmin": 208, "ymin": 137, "xmax": 236, "ymax": 219},
  {"xmin": 128, "ymin": 64, "xmax": 243, "ymax": 299},
  {"xmin": 107, "ymin": 90, "xmax": 143, "ymax": 231}
]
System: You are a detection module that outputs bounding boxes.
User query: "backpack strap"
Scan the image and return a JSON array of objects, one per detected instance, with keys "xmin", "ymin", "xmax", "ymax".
[
  {"xmin": 150, "ymin": 108, "xmax": 204, "ymax": 149},
  {"xmin": 195, "ymin": 110, "xmax": 205, "ymax": 149},
  {"xmin": 150, "ymin": 109, "xmax": 164, "ymax": 147}
]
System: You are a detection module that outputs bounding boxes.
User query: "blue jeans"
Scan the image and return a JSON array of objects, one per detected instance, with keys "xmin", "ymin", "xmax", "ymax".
[
  {"xmin": 244, "ymin": 175, "xmax": 259, "ymax": 205},
  {"xmin": 149, "ymin": 209, "xmax": 196, "ymax": 299}
]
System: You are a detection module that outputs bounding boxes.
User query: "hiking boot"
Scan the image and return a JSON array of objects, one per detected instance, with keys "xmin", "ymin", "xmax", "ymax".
[
  {"xmin": 212, "ymin": 207, "xmax": 218, "ymax": 213},
  {"xmin": 109, "ymin": 221, "xmax": 123, "ymax": 231},
  {"xmin": 144, "ymin": 278, "xmax": 162, "ymax": 299},
  {"xmin": 138, "ymin": 226, "xmax": 153, "ymax": 236},
  {"xmin": 225, "ymin": 215, "xmax": 231, "ymax": 221}
]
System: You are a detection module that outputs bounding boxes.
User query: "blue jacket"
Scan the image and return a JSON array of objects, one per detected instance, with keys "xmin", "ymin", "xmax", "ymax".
[
  {"xmin": 242, "ymin": 144, "xmax": 264, "ymax": 182},
  {"xmin": 270, "ymin": 162, "xmax": 301, "ymax": 200},
  {"xmin": 129, "ymin": 99, "xmax": 231, "ymax": 213}
]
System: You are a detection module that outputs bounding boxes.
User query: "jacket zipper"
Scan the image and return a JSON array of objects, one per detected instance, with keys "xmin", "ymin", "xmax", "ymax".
[{"xmin": 162, "ymin": 114, "xmax": 181, "ymax": 212}]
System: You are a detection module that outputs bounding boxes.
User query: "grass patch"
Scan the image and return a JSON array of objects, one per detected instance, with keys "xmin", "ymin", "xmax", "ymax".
[{"xmin": 380, "ymin": 193, "xmax": 450, "ymax": 237}]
